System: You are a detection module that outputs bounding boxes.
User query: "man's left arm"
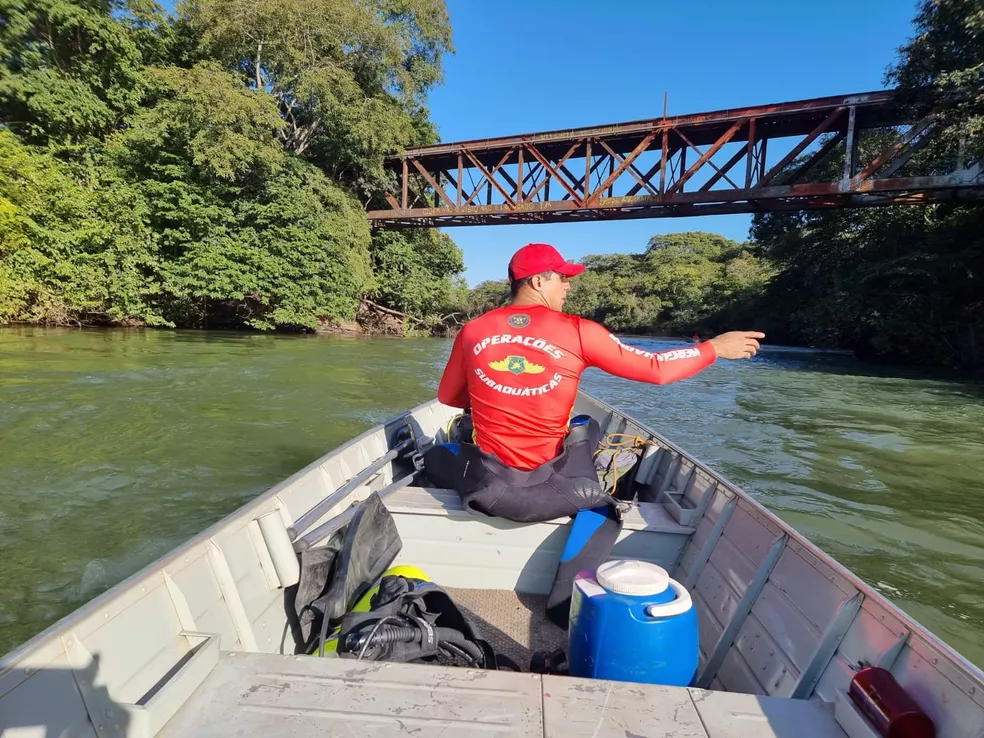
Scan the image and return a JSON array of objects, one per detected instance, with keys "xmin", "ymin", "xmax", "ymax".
[
  {"xmin": 578, "ymin": 318, "xmax": 717, "ymax": 384},
  {"xmin": 437, "ymin": 331, "xmax": 471, "ymax": 408}
]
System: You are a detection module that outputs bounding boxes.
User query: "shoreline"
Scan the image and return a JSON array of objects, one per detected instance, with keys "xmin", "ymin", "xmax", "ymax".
[{"xmin": 4, "ymin": 323, "xmax": 982, "ymax": 376}]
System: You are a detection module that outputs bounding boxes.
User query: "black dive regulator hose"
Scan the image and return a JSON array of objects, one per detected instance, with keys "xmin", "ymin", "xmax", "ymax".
[{"xmin": 349, "ymin": 618, "xmax": 485, "ymax": 665}]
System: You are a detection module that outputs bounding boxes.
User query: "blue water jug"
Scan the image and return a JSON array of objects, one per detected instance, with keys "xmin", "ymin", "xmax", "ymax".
[{"xmin": 568, "ymin": 559, "xmax": 699, "ymax": 686}]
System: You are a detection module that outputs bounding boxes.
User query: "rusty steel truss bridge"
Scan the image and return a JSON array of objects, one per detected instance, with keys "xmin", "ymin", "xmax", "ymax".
[{"xmin": 367, "ymin": 90, "xmax": 983, "ymax": 228}]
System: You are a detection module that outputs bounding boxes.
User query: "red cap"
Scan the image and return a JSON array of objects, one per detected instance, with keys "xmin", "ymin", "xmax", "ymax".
[{"xmin": 507, "ymin": 243, "xmax": 586, "ymax": 282}]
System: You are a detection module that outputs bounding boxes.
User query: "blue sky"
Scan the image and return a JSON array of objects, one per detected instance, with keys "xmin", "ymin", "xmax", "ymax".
[{"xmin": 425, "ymin": 0, "xmax": 920, "ymax": 285}]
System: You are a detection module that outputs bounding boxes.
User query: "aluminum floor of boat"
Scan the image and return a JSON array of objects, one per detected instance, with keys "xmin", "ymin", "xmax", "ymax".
[
  {"xmin": 158, "ymin": 651, "xmax": 849, "ymax": 737},
  {"xmin": 445, "ymin": 587, "xmax": 567, "ymax": 671}
]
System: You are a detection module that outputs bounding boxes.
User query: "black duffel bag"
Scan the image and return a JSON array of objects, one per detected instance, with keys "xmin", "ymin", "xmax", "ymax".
[{"xmin": 335, "ymin": 574, "xmax": 517, "ymax": 670}]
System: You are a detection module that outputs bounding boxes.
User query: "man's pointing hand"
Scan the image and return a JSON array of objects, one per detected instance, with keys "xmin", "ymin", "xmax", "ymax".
[{"xmin": 708, "ymin": 331, "xmax": 765, "ymax": 360}]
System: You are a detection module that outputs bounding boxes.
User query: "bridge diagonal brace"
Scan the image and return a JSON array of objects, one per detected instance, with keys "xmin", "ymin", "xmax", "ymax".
[
  {"xmin": 524, "ymin": 141, "xmax": 581, "ymax": 204},
  {"xmin": 463, "ymin": 148, "xmax": 517, "ymax": 206},
  {"xmin": 560, "ymin": 156, "xmax": 609, "ymax": 201},
  {"xmin": 852, "ymin": 115, "xmax": 938, "ymax": 185},
  {"xmin": 593, "ymin": 137, "xmax": 660, "ymax": 196},
  {"xmin": 667, "ymin": 120, "xmax": 744, "ymax": 196},
  {"xmin": 699, "ymin": 142, "xmax": 749, "ymax": 192},
  {"xmin": 524, "ymin": 141, "xmax": 585, "ymax": 206},
  {"xmin": 876, "ymin": 125, "xmax": 937, "ymax": 180},
  {"xmin": 441, "ymin": 169, "xmax": 459, "ymax": 193},
  {"xmin": 410, "ymin": 158, "xmax": 456, "ymax": 209},
  {"xmin": 780, "ymin": 129, "xmax": 846, "ymax": 186},
  {"xmin": 518, "ymin": 161, "xmax": 543, "ymax": 204},
  {"xmin": 496, "ymin": 161, "xmax": 519, "ymax": 192},
  {"xmin": 627, "ymin": 161, "xmax": 661, "ymax": 195},
  {"xmin": 759, "ymin": 106, "xmax": 845, "ymax": 187},
  {"xmin": 523, "ymin": 162, "xmax": 545, "ymax": 201},
  {"xmin": 587, "ymin": 132, "xmax": 657, "ymax": 204},
  {"xmin": 628, "ymin": 152, "xmax": 675, "ymax": 197}
]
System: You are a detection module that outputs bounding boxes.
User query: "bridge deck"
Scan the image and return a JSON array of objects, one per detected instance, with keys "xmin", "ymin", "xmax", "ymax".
[{"xmin": 368, "ymin": 90, "xmax": 983, "ymax": 227}]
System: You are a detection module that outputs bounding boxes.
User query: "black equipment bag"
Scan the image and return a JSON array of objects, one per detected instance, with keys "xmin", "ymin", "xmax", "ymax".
[
  {"xmin": 335, "ymin": 574, "xmax": 515, "ymax": 670},
  {"xmin": 286, "ymin": 492, "xmax": 402, "ymax": 655}
]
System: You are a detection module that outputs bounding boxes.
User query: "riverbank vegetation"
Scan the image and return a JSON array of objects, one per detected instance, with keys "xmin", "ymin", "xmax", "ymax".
[
  {"xmin": 1, "ymin": 0, "xmax": 981, "ymax": 367},
  {"xmin": 0, "ymin": 0, "xmax": 464, "ymax": 333}
]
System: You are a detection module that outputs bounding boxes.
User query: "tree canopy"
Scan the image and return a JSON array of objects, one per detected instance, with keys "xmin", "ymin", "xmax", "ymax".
[
  {"xmin": 1, "ymin": 0, "xmax": 981, "ymax": 368},
  {"xmin": 0, "ymin": 0, "xmax": 461, "ymax": 331}
]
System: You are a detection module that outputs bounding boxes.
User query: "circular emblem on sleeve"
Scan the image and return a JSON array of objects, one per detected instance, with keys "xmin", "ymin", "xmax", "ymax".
[{"xmin": 508, "ymin": 313, "xmax": 531, "ymax": 329}]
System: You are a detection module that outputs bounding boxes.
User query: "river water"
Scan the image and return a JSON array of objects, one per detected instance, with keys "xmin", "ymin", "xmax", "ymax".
[{"xmin": 1, "ymin": 327, "xmax": 982, "ymax": 669}]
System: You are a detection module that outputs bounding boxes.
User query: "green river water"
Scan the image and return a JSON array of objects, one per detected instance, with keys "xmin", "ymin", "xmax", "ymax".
[{"xmin": 1, "ymin": 327, "xmax": 982, "ymax": 669}]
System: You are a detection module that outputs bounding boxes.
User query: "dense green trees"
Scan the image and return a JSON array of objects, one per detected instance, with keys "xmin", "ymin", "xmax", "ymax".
[
  {"xmin": 749, "ymin": 0, "xmax": 983, "ymax": 367},
  {"xmin": 562, "ymin": 233, "xmax": 773, "ymax": 337},
  {"xmin": 0, "ymin": 0, "xmax": 461, "ymax": 331},
  {"xmin": 1, "ymin": 0, "xmax": 981, "ymax": 367},
  {"xmin": 461, "ymin": 233, "xmax": 773, "ymax": 340}
]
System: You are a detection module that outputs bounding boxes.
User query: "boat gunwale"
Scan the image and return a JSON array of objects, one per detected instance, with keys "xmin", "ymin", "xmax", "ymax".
[
  {"xmin": 582, "ymin": 391, "xmax": 984, "ymax": 688},
  {"xmin": 3, "ymin": 392, "xmax": 983, "ymax": 695}
]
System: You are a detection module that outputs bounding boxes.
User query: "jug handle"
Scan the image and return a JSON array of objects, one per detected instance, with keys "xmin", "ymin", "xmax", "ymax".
[{"xmin": 643, "ymin": 580, "xmax": 693, "ymax": 618}]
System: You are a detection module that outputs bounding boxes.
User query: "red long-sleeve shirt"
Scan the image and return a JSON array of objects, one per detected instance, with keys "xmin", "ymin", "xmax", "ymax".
[{"xmin": 437, "ymin": 304, "xmax": 716, "ymax": 470}]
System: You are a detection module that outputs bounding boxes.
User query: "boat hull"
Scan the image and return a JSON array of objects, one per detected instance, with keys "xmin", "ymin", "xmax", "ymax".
[{"xmin": 1, "ymin": 392, "xmax": 981, "ymax": 737}]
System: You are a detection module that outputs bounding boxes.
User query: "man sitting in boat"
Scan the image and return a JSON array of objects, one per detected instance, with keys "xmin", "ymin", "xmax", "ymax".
[{"xmin": 424, "ymin": 242, "xmax": 763, "ymax": 623}]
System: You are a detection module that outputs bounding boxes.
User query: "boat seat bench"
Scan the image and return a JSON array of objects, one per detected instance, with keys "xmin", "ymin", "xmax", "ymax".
[
  {"xmin": 159, "ymin": 650, "xmax": 848, "ymax": 738},
  {"xmin": 378, "ymin": 487, "xmax": 698, "ymax": 597},
  {"xmin": 386, "ymin": 486, "xmax": 696, "ymax": 535}
]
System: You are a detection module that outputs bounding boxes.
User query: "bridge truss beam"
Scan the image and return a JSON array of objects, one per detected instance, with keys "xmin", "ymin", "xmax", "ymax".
[{"xmin": 367, "ymin": 91, "xmax": 983, "ymax": 228}]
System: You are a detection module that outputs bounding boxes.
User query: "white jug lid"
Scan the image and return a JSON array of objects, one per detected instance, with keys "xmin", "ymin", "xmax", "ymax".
[{"xmin": 596, "ymin": 560, "xmax": 670, "ymax": 596}]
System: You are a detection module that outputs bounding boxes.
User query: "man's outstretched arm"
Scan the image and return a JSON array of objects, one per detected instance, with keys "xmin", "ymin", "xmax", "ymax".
[
  {"xmin": 578, "ymin": 319, "xmax": 764, "ymax": 384},
  {"xmin": 437, "ymin": 331, "xmax": 471, "ymax": 408}
]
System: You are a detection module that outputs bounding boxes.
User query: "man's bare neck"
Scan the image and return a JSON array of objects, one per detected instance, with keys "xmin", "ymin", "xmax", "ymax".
[{"xmin": 510, "ymin": 292, "xmax": 549, "ymax": 309}]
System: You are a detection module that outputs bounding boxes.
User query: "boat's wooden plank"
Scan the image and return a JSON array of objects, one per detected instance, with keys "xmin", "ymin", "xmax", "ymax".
[
  {"xmin": 167, "ymin": 555, "xmax": 240, "ymax": 651},
  {"xmin": 707, "ymin": 534, "xmax": 759, "ymax": 600},
  {"xmin": 756, "ymin": 580, "xmax": 827, "ymax": 667},
  {"xmin": 688, "ymin": 689, "xmax": 847, "ymax": 738},
  {"xmin": 218, "ymin": 527, "xmax": 278, "ymax": 627},
  {"xmin": 790, "ymin": 593, "xmax": 863, "ymax": 700},
  {"xmin": 697, "ymin": 534, "xmax": 788, "ymax": 689},
  {"xmin": 388, "ymin": 501, "xmax": 688, "ymax": 595},
  {"xmin": 159, "ymin": 652, "xmax": 543, "ymax": 738},
  {"xmin": 682, "ymin": 496, "xmax": 737, "ymax": 590},
  {"xmin": 747, "ymin": 581, "xmax": 824, "ymax": 675},
  {"xmin": 695, "ymin": 552, "xmax": 745, "ymax": 634},
  {"xmin": 715, "ymin": 645, "xmax": 767, "ymax": 696},
  {"xmin": 541, "ymin": 675, "xmax": 708, "ymax": 738},
  {"xmin": 721, "ymin": 505, "xmax": 783, "ymax": 571},
  {"xmin": 270, "ymin": 466, "xmax": 329, "ymax": 531}
]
